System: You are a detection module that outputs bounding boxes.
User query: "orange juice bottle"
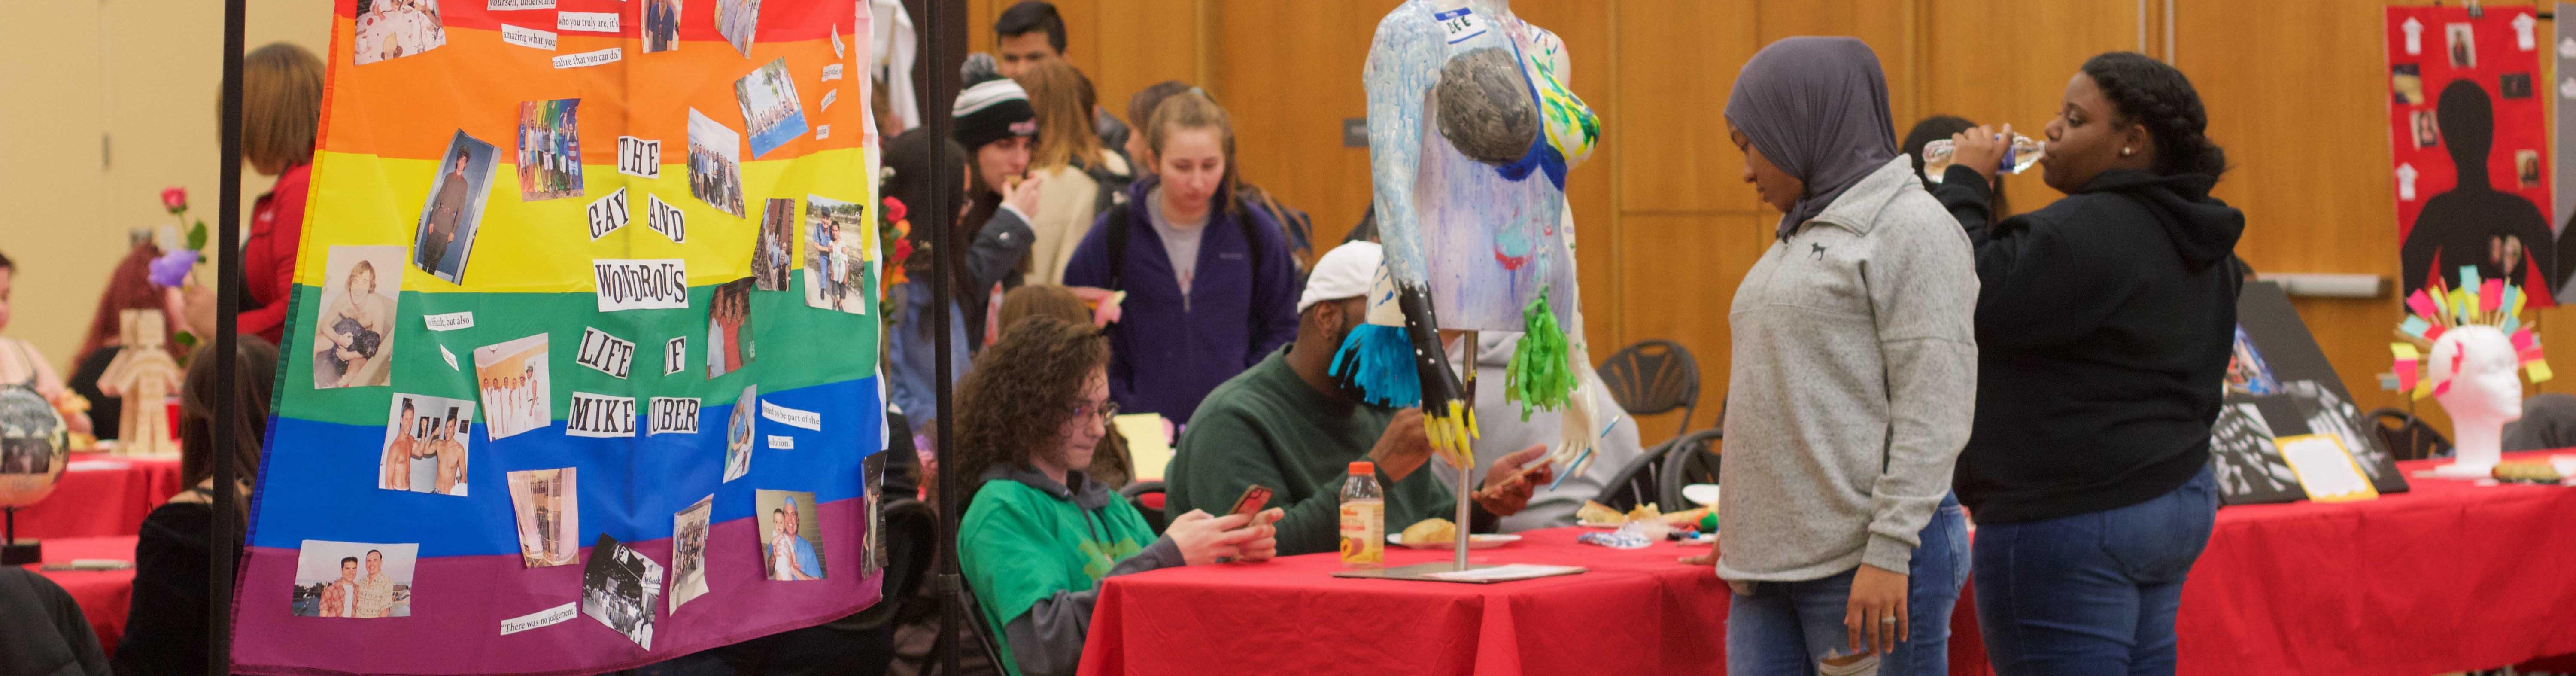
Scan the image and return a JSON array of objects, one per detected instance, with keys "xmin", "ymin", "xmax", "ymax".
[{"xmin": 1339, "ymin": 461, "xmax": 1385, "ymax": 568}]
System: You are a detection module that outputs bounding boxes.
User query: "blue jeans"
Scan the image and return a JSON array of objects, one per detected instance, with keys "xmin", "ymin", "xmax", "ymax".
[
  {"xmin": 1974, "ymin": 466, "xmax": 2218, "ymax": 676},
  {"xmin": 1729, "ymin": 494, "xmax": 1971, "ymax": 676}
]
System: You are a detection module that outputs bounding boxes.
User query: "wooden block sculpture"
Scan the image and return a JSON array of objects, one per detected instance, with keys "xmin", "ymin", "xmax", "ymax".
[{"xmin": 99, "ymin": 309, "xmax": 181, "ymax": 457}]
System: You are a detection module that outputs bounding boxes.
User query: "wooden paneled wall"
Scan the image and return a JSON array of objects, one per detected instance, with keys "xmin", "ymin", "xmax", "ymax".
[{"xmin": 938, "ymin": 0, "xmax": 2570, "ymax": 444}]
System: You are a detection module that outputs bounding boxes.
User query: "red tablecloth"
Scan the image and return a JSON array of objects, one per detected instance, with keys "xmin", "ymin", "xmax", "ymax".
[
  {"xmin": 1082, "ymin": 525, "xmax": 1915, "ymax": 675},
  {"xmin": 2140, "ymin": 452, "xmax": 2576, "ymax": 676},
  {"xmin": 27, "ymin": 535, "xmax": 140, "ymax": 658},
  {"xmin": 11, "ymin": 453, "xmax": 184, "ymax": 539},
  {"xmin": 1082, "ymin": 453, "xmax": 2576, "ymax": 676}
]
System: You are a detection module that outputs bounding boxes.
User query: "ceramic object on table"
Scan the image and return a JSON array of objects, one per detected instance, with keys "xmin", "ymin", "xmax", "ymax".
[{"xmin": 0, "ymin": 379, "xmax": 70, "ymax": 508}]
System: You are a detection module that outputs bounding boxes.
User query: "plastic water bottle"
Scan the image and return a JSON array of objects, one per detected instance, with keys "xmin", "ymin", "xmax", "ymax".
[
  {"xmin": 1340, "ymin": 461, "xmax": 1385, "ymax": 568},
  {"xmin": 1921, "ymin": 135, "xmax": 2047, "ymax": 183}
]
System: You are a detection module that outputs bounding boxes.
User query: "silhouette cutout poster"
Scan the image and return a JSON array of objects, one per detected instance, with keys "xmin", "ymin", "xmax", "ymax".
[{"xmin": 2388, "ymin": 6, "xmax": 2557, "ymax": 305}]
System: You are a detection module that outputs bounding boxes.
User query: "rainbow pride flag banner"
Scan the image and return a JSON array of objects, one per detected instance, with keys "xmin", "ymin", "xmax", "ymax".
[{"xmin": 235, "ymin": 0, "xmax": 883, "ymax": 672}]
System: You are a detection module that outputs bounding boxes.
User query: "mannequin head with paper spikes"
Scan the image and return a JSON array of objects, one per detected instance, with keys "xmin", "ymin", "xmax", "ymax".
[{"xmin": 2428, "ymin": 325, "xmax": 2521, "ymax": 471}]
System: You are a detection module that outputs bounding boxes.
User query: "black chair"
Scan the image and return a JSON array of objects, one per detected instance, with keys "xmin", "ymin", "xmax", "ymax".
[
  {"xmin": 1120, "ymin": 480, "xmax": 1168, "ymax": 536},
  {"xmin": 1655, "ymin": 429, "xmax": 1724, "ymax": 512},
  {"xmin": 1597, "ymin": 340, "xmax": 1704, "ymax": 438},
  {"xmin": 876, "ymin": 499, "xmax": 939, "ymax": 617},
  {"xmin": 2365, "ymin": 408, "xmax": 2453, "ymax": 461},
  {"xmin": 1594, "ymin": 436, "xmax": 1679, "ymax": 512}
]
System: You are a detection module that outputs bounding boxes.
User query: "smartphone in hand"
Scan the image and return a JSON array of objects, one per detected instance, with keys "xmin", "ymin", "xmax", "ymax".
[{"xmin": 1228, "ymin": 484, "xmax": 1276, "ymax": 518}]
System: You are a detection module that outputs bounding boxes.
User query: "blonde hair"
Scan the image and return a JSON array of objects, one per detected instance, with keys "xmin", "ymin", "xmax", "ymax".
[
  {"xmin": 1144, "ymin": 90, "xmax": 1238, "ymax": 203},
  {"xmin": 239, "ymin": 43, "xmax": 325, "ymax": 171},
  {"xmin": 999, "ymin": 284, "xmax": 1091, "ymax": 331},
  {"xmin": 1011, "ymin": 61, "xmax": 1106, "ymax": 171}
]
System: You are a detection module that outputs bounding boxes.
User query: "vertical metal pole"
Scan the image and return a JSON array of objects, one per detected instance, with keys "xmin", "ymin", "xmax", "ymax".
[
  {"xmin": 212, "ymin": 0, "xmax": 248, "ymax": 672},
  {"xmin": 2163, "ymin": 0, "xmax": 2177, "ymax": 63},
  {"xmin": 2136, "ymin": 0, "xmax": 2148, "ymax": 53},
  {"xmin": 926, "ymin": 0, "xmax": 960, "ymax": 671},
  {"xmin": 1453, "ymin": 331, "xmax": 1475, "ymax": 570}
]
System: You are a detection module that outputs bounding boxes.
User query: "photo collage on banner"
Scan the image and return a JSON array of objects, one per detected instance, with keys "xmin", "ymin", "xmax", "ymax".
[
  {"xmin": 232, "ymin": 0, "xmax": 885, "ymax": 673},
  {"xmin": 2388, "ymin": 6, "xmax": 2559, "ymax": 305}
]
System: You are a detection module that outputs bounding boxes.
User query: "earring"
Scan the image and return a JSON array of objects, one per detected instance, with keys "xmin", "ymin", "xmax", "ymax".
[{"xmin": 2121, "ymin": 147, "xmax": 2135, "ymax": 156}]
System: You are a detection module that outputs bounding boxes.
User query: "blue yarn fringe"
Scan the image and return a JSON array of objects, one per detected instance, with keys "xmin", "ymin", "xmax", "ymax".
[{"xmin": 1330, "ymin": 323, "xmax": 1422, "ymax": 408}]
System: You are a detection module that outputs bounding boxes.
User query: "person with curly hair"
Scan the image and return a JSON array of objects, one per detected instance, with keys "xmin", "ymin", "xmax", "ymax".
[
  {"xmin": 1936, "ymin": 52, "xmax": 2240, "ymax": 675},
  {"xmin": 956, "ymin": 316, "xmax": 1279, "ymax": 676}
]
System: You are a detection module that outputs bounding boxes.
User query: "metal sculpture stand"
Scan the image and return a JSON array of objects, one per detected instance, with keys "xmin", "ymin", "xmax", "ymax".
[{"xmin": 3, "ymin": 506, "xmax": 37, "ymax": 566}]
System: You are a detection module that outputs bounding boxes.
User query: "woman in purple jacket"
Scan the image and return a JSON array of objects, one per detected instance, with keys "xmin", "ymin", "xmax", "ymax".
[{"xmin": 1063, "ymin": 91, "xmax": 1300, "ymax": 423}]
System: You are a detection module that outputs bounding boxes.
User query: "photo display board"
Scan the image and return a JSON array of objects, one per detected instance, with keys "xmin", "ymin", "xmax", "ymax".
[
  {"xmin": 2210, "ymin": 282, "xmax": 2409, "ymax": 505},
  {"xmin": 234, "ymin": 0, "xmax": 884, "ymax": 673}
]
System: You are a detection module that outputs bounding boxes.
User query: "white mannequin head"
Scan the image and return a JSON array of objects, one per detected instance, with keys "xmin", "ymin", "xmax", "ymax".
[{"xmin": 2428, "ymin": 325, "xmax": 2522, "ymax": 471}]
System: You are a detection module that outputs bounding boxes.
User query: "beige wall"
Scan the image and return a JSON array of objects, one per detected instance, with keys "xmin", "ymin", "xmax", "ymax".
[{"xmin": 0, "ymin": 0, "xmax": 331, "ymax": 370}]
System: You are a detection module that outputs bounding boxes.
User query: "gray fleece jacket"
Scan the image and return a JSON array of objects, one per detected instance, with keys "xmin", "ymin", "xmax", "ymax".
[{"xmin": 1716, "ymin": 155, "xmax": 1979, "ymax": 581}]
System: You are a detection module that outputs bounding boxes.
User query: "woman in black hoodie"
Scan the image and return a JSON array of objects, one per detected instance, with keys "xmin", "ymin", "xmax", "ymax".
[{"xmin": 1935, "ymin": 52, "xmax": 2242, "ymax": 676}]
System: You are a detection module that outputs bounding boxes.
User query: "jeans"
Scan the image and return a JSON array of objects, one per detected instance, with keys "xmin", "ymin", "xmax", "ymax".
[
  {"xmin": 887, "ymin": 281, "xmax": 970, "ymax": 427},
  {"xmin": 1728, "ymin": 494, "xmax": 1971, "ymax": 676},
  {"xmin": 1974, "ymin": 466, "xmax": 2218, "ymax": 676}
]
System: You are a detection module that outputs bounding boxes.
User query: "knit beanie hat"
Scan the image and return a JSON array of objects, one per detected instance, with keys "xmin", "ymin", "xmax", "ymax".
[{"xmin": 952, "ymin": 78, "xmax": 1037, "ymax": 152}]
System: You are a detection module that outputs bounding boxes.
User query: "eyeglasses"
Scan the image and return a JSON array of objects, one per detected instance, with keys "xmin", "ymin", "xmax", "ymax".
[{"xmin": 1070, "ymin": 400, "xmax": 1119, "ymax": 424}]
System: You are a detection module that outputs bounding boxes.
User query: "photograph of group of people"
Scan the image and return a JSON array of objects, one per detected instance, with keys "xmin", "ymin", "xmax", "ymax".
[
  {"xmin": 642, "ymin": 0, "xmax": 682, "ymax": 54},
  {"xmin": 378, "ymin": 394, "xmax": 473, "ymax": 496},
  {"xmin": 351, "ymin": 0, "xmax": 445, "ymax": 65},
  {"xmin": 506, "ymin": 468, "xmax": 580, "ymax": 568},
  {"xmin": 474, "ymin": 334, "xmax": 553, "ymax": 440},
  {"xmin": 312, "ymin": 247, "xmax": 401, "ymax": 389},
  {"xmin": 735, "ymin": 58, "xmax": 809, "ymax": 158},
  {"xmin": 802, "ymin": 195, "xmax": 869, "ymax": 314},
  {"xmin": 670, "ymin": 495, "xmax": 714, "ymax": 612},
  {"xmin": 0, "ymin": 437, "xmax": 58, "ymax": 475},
  {"xmin": 686, "ymin": 108, "xmax": 747, "ymax": 218},
  {"xmin": 516, "ymin": 98, "xmax": 585, "ymax": 201},
  {"xmin": 708, "ymin": 278, "xmax": 756, "ymax": 378},
  {"xmin": 582, "ymin": 535, "xmax": 662, "ymax": 649},
  {"xmin": 291, "ymin": 541, "xmax": 418, "ymax": 618},
  {"xmin": 413, "ymin": 131, "xmax": 496, "ymax": 284}
]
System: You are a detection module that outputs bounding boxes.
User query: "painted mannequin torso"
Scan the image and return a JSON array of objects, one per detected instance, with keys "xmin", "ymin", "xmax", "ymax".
[{"xmin": 1367, "ymin": 0, "xmax": 1598, "ymax": 332}]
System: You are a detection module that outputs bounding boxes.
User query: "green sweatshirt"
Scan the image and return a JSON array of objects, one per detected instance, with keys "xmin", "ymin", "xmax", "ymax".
[
  {"xmin": 959, "ymin": 464, "xmax": 1167, "ymax": 676},
  {"xmin": 1167, "ymin": 347, "xmax": 1455, "ymax": 556}
]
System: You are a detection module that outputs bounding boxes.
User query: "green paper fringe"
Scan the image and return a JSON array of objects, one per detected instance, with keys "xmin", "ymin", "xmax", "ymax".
[{"xmin": 1506, "ymin": 288, "xmax": 1576, "ymax": 420}]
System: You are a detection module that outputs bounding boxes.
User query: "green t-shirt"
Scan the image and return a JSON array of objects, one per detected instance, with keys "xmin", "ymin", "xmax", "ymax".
[
  {"xmin": 1167, "ymin": 347, "xmax": 1456, "ymax": 556},
  {"xmin": 958, "ymin": 477, "xmax": 1156, "ymax": 676}
]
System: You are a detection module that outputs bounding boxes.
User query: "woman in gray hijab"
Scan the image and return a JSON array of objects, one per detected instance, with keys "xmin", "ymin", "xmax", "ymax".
[{"xmin": 1713, "ymin": 37, "xmax": 1981, "ymax": 676}]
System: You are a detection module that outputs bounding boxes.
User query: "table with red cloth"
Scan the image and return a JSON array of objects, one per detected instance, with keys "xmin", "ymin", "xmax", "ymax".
[
  {"xmin": 10, "ymin": 453, "xmax": 185, "ymax": 539},
  {"xmin": 25, "ymin": 535, "xmax": 141, "ymax": 658},
  {"xmin": 1082, "ymin": 452, "xmax": 2576, "ymax": 676}
]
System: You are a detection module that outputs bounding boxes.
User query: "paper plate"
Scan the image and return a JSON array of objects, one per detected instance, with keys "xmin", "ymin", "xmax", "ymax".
[
  {"xmin": 1683, "ymin": 484, "xmax": 1720, "ymax": 507},
  {"xmin": 1387, "ymin": 533, "xmax": 1522, "ymax": 549}
]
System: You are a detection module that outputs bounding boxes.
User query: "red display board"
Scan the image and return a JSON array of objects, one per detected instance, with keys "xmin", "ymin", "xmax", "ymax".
[{"xmin": 2388, "ymin": 6, "xmax": 2555, "ymax": 305}]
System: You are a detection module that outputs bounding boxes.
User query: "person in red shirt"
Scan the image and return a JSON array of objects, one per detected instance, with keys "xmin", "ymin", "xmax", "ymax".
[{"xmin": 233, "ymin": 43, "xmax": 326, "ymax": 344}]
